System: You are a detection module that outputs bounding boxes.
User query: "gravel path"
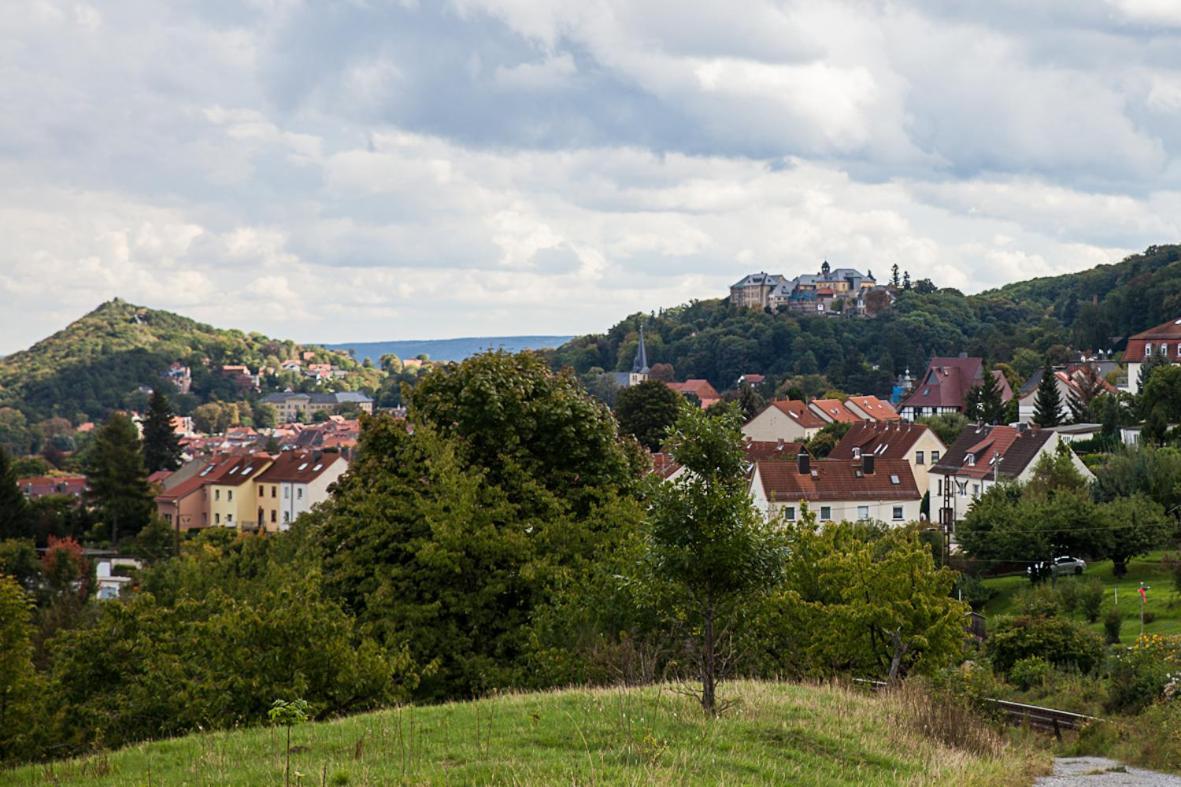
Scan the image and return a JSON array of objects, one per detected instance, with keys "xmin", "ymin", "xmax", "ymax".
[{"xmin": 1036, "ymin": 758, "xmax": 1181, "ymax": 786}]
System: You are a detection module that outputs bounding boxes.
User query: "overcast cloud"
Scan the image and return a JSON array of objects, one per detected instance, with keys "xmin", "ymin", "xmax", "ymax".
[{"xmin": 1, "ymin": 0, "xmax": 1179, "ymax": 352}]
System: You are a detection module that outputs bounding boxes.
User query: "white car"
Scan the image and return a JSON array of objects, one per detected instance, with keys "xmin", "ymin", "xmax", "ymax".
[{"xmin": 1051, "ymin": 556, "xmax": 1087, "ymax": 576}]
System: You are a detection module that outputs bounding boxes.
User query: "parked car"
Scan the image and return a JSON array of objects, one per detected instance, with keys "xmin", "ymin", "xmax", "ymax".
[{"xmin": 1051, "ymin": 555, "xmax": 1086, "ymax": 576}]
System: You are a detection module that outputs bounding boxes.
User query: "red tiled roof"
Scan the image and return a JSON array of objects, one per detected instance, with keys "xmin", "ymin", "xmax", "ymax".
[
  {"xmin": 761, "ymin": 400, "xmax": 826, "ymax": 429},
  {"xmin": 755, "ymin": 458, "xmax": 920, "ymax": 502},
  {"xmin": 667, "ymin": 379, "xmax": 721, "ymax": 401},
  {"xmin": 930, "ymin": 424, "xmax": 1055, "ymax": 480},
  {"xmin": 18, "ymin": 475, "xmax": 87, "ymax": 498},
  {"xmin": 256, "ymin": 451, "xmax": 344, "ymax": 484},
  {"xmin": 810, "ymin": 398, "xmax": 861, "ymax": 424},
  {"xmin": 845, "ymin": 395, "xmax": 900, "ymax": 422},
  {"xmin": 829, "ymin": 422, "xmax": 934, "ymax": 461},
  {"xmin": 743, "ymin": 440, "xmax": 807, "ymax": 462},
  {"xmin": 1125, "ymin": 317, "xmax": 1181, "ymax": 361},
  {"xmin": 900, "ymin": 357, "xmax": 985, "ymax": 410},
  {"xmin": 155, "ymin": 458, "xmax": 235, "ymax": 502},
  {"xmin": 649, "ymin": 452, "xmax": 682, "ymax": 479}
]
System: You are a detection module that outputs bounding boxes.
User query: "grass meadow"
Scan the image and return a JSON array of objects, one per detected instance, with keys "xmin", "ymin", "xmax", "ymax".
[{"xmin": 0, "ymin": 680, "xmax": 1050, "ymax": 786}]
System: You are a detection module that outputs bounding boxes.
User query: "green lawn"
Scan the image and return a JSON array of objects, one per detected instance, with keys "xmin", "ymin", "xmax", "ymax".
[
  {"xmin": 0, "ymin": 681, "xmax": 1048, "ymax": 786},
  {"xmin": 982, "ymin": 551, "xmax": 1181, "ymax": 640}
]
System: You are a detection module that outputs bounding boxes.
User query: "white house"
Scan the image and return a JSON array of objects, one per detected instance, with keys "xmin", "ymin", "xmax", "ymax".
[
  {"xmin": 255, "ymin": 451, "xmax": 349, "ymax": 530},
  {"xmin": 749, "ymin": 452, "xmax": 922, "ymax": 525},
  {"xmin": 743, "ymin": 400, "xmax": 827, "ymax": 443}
]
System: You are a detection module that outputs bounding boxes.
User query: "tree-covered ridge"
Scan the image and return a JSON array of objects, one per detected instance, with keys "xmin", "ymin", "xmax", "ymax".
[
  {"xmin": 0, "ymin": 299, "xmax": 378, "ymax": 421},
  {"xmin": 552, "ymin": 245, "xmax": 1181, "ymax": 396}
]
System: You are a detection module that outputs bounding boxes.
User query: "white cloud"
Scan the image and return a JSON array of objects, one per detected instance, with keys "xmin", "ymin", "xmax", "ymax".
[{"xmin": 0, "ymin": 0, "xmax": 1179, "ymax": 353}]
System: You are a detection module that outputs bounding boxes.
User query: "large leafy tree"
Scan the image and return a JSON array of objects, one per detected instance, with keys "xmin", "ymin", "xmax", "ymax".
[
  {"xmin": 1033, "ymin": 363, "xmax": 1063, "ymax": 427},
  {"xmin": 1140, "ymin": 364, "xmax": 1181, "ymax": 444},
  {"xmin": 0, "ymin": 575, "xmax": 41, "ymax": 763},
  {"xmin": 645, "ymin": 402, "xmax": 783, "ymax": 714},
  {"xmin": 0, "ymin": 447, "xmax": 31, "ymax": 540},
  {"xmin": 84, "ymin": 414, "xmax": 153, "ymax": 544},
  {"xmin": 141, "ymin": 389, "xmax": 182, "ymax": 473},
  {"xmin": 773, "ymin": 519, "xmax": 966, "ymax": 680},
  {"xmin": 614, "ymin": 380, "xmax": 681, "ymax": 451}
]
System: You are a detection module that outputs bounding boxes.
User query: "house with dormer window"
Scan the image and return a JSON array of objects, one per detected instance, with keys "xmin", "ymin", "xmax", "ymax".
[
  {"xmin": 928, "ymin": 424, "xmax": 1093, "ymax": 525},
  {"xmin": 898, "ymin": 355, "xmax": 1013, "ymax": 421},
  {"xmin": 1123, "ymin": 317, "xmax": 1181, "ymax": 395},
  {"xmin": 749, "ymin": 451, "xmax": 921, "ymax": 524}
]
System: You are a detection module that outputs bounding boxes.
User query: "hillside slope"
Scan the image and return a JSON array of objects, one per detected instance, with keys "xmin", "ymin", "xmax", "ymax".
[
  {"xmin": 0, "ymin": 681, "xmax": 1048, "ymax": 786},
  {"xmin": 0, "ymin": 299, "xmax": 371, "ymax": 421},
  {"xmin": 553, "ymin": 244, "xmax": 1181, "ymax": 396}
]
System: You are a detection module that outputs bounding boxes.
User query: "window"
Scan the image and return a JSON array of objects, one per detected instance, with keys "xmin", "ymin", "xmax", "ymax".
[
  {"xmin": 271, "ymin": 486, "xmax": 276, "ymax": 498},
  {"xmin": 258, "ymin": 485, "xmax": 263, "ymax": 496},
  {"xmin": 226, "ymin": 514, "xmax": 233, "ymax": 524},
  {"xmin": 283, "ymin": 511, "xmax": 290, "ymax": 524},
  {"xmin": 857, "ymin": 505, "xmax": 870, "ymax": 520},
  {"xmin": 915, "ymin": 451, "xmax": 925, "ymax": 465},
  {"xmin": 214, "ymin": 489, "xmax": 220, "ymax": 501},
  {"xmin": 932, "ymin": 451, "xmax": 940, "ymax": 463},
  {"xmin": 937, "ymin": 479, "xmax": 943, "ymax": 495},
  {"xmin": 785, "ymin": 506, "xmax": 796, "ymax": 521},
  {"xmin": 956, "ymin": 481, "xmax": 968, "ymax": 495},
  {"xmin": 972, "ymin": 483, "xmax": 980, "ymax": 498},
  {"xmin": 270, "ymin": 510, "xmax": 276, "ymax": 523},
  {"xmin": 889, "ymin": 474, "xmax": 901, "ymax": 485},
  {"xmin": 284, "ymin": 487, "xmax": 289, "ymax": 499},
  {"xmin": 820, "ymin": 506, "xmax": 832, "ymax": 521},
  {"xmin": 227, "ymin": 490, "xmax": 233, "ymax": 502},
  {"xmin": 164, "ymin": 513, "xmax": 172, "ymax": 524},
  {"xmin": 1146, "ymin": 343, "xmax": 1153, "ymax": 357},
  {"xmin": 297, "ymin": 488, "xmax": 303, "ymax": 500},
  {"xmin": 965, "ymin": 453, "xmax": 975, "ymax": 466},
  {"xmin": 215, "ymin": 513, "xmax": 220, "ymax": 525},
  {"xmin": 893, "ymin": 506, "xmax": 904, "ymax": 520}
]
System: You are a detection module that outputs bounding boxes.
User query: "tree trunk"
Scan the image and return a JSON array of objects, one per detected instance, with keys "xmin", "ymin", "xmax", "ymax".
[
  {"xmin": 1113, "ymin": 557, "xmax": 1128, "ymax": 578},
  {"xmin": 702, "ymin": 597, "xmax": 716, "ymax": 716},
  {"xmin": 888, "ymin": 628, "xmax": 911, "ymax": 682}
]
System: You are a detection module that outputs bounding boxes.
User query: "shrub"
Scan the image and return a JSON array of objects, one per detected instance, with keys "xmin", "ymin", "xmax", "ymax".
[
  {"xmin": 1016, "ymin": 585, "xmax": 1061, "ymax": 618},
  {"xmin": 1107, "ymin": 635, "xmax": 1181, "ymax": 714},
  {"xmin": 1077, "ymin": 579, "xmax": 1104, "ymax": 623},
  {"xmin": 955, "ymin": 574, "xmax": 995, "ymax": 611},
  {"xmin": 987, "ymin": 616, "xmax": 1105, "ymax": 676},
  {"xmin": 1104, "ymin": 608, "xmax": 1123, "ymax": 645},
  {"xmin": 1009, "ymin": 657, "xmax": 1051, "ymax": 691}
]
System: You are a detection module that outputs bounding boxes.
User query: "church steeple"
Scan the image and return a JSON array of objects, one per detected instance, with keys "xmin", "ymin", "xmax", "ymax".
[{"xmin": 632, "ymin": 324, "xmax": 650, "ymax": 374}]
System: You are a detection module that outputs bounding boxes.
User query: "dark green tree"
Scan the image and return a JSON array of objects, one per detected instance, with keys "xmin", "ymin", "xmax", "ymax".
[
  {"xmin": 615, "ymin": 380, "xmax": 682, "ymax": 451},
  {"xmin": 1032, "ymin": 363, "xmax": 1063, "ymax": 427},
  {"xmin": 0, "ymin": 447, "xmax": 31, "ymax": 540},
  {"xmin": 84, "ymin": 414, "xmax": 153, "ymax": 544},
  {"xmin": 965, "ymin": 369, "xmax": 1006, "ymax": 424},
  {"xmin": 645, "ymin": 403, "xmax": 783, "ymax": 714},
  {"xmin": 0, "ymin": 575, "xmax": 42, "ymax": 763},
  {"xmin": 142, "ymin": 389, "xmax": 183, "ymax": 473}
]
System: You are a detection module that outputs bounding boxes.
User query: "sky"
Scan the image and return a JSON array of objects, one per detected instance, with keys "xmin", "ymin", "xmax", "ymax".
[{"xmin": 2, "ymin": 1, "xmax": 1180, "ymax": 353}]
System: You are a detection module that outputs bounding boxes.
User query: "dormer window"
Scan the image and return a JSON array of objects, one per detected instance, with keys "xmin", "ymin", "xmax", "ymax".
[
  {"xmin": 1146, "ymin": 343, "xmax": 1153, "ymax": 357},
  {"xmin": 966, "ymin": 453, "xmax": 976, "ymax": 467},
  {"xmin": 1162, "ymin": 344, "xmax": 1170, "ymax": 356}
]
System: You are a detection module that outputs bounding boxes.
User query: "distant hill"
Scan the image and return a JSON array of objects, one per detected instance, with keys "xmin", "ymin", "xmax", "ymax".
[
  {"xmin": 0, "ymin": 299, "xmax": 371, "ymax": 422},
  {"xmin": 327, "ymin": 336, "xmax": 572, "ymax": 363},
  {"xmin": 553, "ymin": 244, "xmax": 1181, "ymax": 397}
]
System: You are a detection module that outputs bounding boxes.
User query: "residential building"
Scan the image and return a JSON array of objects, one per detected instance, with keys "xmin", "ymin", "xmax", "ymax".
[
  {"xmin": 17, "ymin": 475, "xmax": 87, "ymax": 500},
  {"xmin": 743, "ymin": 400, "xmax": 827, "ymax": 442},
  {"xmin": 207, "ymin": 455, "xmax": 273, "ymax": 528},
  {"xmin": 259, "ymin": 391, "xmax": 374, "ymax": 422},
  {"xmin": 611, "ymin": 325, "xmax": 651, "ymax": 389},
  {"xmin": 737, "ymin": 373, "xmax": 766, "ymax": 388},
  {"xmin": 94, "ymin": 557, "xmax": 142, "ymax": 601},
  {"xmin": 155, "ymin": 457, "xmax": 235, "ymax": 530},
  {"xmin": 162, "ymin": 363, "xmax": 192, "ymax": 394},
  {"xmin": 808, "ymin": 398, "xmax": 863, "ymax": 425},
  {"xmin": 730, "ymin": 272, "xmax": 786, "ymax": 309},
  {"xmin": 1123, "ymin": 317, "xmax": 1181, "ymax": 395},
  {"xmin": 898, "ymin": 356, "xmax": 1012, "ymax": 421},
  {"xmin": 254, "ymin": 450, "xmax": 348, "ymax": 531},
  {"xmin": 929, "ymin": 424, "xmax": 1095, "ymax": 525},
  {"xmin": 1016, "ymin": 366, "xmax": 1117, "ymax": 423},
  {"xmin": 260, "ymin": 392, "xmax": 311, "ymax": 423},
  {"xmin": 844, "ymin": 395, "xmax": 901, "ymax": 422},
  {"xmin": 749, "ymin": 451, "xmax": 921, "ymax": 525},
  {"xmin": 666, "ymin": 379, "xmax": 721, "ymax": 409},
  {"xmin": 829, "ymin": 421, "xmax": 946, "ymax": 497}
]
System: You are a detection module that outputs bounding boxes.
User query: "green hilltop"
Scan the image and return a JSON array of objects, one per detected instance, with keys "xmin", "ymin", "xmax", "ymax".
[
  {"xmin": 553, "ymin": 244, "xmax": 1181, "ymax": 395},
  {"xmin": 0, "ymin": 299, "xmax": 370, "ymax": 422}
]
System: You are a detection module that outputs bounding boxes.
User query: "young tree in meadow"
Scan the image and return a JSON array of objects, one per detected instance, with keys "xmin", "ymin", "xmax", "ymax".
[
  {"xmin": 84, "ymin": 414, "xmax": 153, "ymax": 544},
  {"xmin": 0, "ymin": 447, "xmax": 31, "ymax": 540},
  {"xmin": 1033, "ymin": 363, "xmax": 1063, "ymax": 427},
  {"xmin": 142, "ymin": 389, "xmax": 183, "ymax": 473},
  {"xmin": 646, "ymin": 403, "xmax": 783, "ymax": 715},
  {"xmin": 615, "ymin": 380, "xmax": 682, "ymax": 451}
]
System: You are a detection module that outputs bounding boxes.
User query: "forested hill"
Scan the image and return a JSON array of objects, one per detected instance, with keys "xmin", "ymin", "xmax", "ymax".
[
  {"xmin": 0, "ymin": 299, "xmax": 368, "ymax": 421},
  {"xmin": 551, "ymin": 244, "xmax": 1181, "ymax": 397}
]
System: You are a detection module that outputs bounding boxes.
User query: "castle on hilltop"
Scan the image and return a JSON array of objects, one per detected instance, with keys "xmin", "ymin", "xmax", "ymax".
[{"xmin": 730, "ymin": 261, "xmax": 892, "ymax": 316}]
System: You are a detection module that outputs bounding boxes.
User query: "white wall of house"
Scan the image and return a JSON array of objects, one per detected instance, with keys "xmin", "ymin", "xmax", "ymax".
[
  {"xmin": 749, "ymin": 467, "xmax": 921, "ymax": 525},
  {"xmin": 899, "ymin": 405, "xmax": 961, "ymax": 422},
  {"xmin": 277, "ymin": 460, "xmax": 348, "ymax": 529},
  {"xmin": 742, "ymin": 408, "xmax": 819, "ymax": 442}
]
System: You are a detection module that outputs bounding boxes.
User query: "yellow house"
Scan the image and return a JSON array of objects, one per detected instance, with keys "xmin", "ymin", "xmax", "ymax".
[{"xmin": 206, "ymin": 455, "xmax": 273, "ymax": 529}]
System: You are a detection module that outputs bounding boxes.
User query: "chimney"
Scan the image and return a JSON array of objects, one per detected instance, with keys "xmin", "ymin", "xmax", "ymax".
[
  {"xmin": 797, "ymin": 451, "xmax": 810, "ymax": 475},
  {"xmin": 863, "ymin": 454, "xmax": 875, "ymax": 475}
]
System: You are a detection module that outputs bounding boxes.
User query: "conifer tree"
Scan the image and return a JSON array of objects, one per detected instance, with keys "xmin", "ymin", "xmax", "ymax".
[
  {"xmin": 142, "ymin": 389, "xmax": 182, "ymax": 473},
  {"xmin": 0, "ymin": 446, "xmax": 31, "ymax": 540},
  {"xmin": 85, "ymin": 414, "xmax": 153, "ymax": 544},
  {"xmin": 1032, "ymin": 363, "xmax": 1063, "ymax": 427},
  {"xmin": 966, "ymin": 369, "xmax": 1006, "ymax": 424}
]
